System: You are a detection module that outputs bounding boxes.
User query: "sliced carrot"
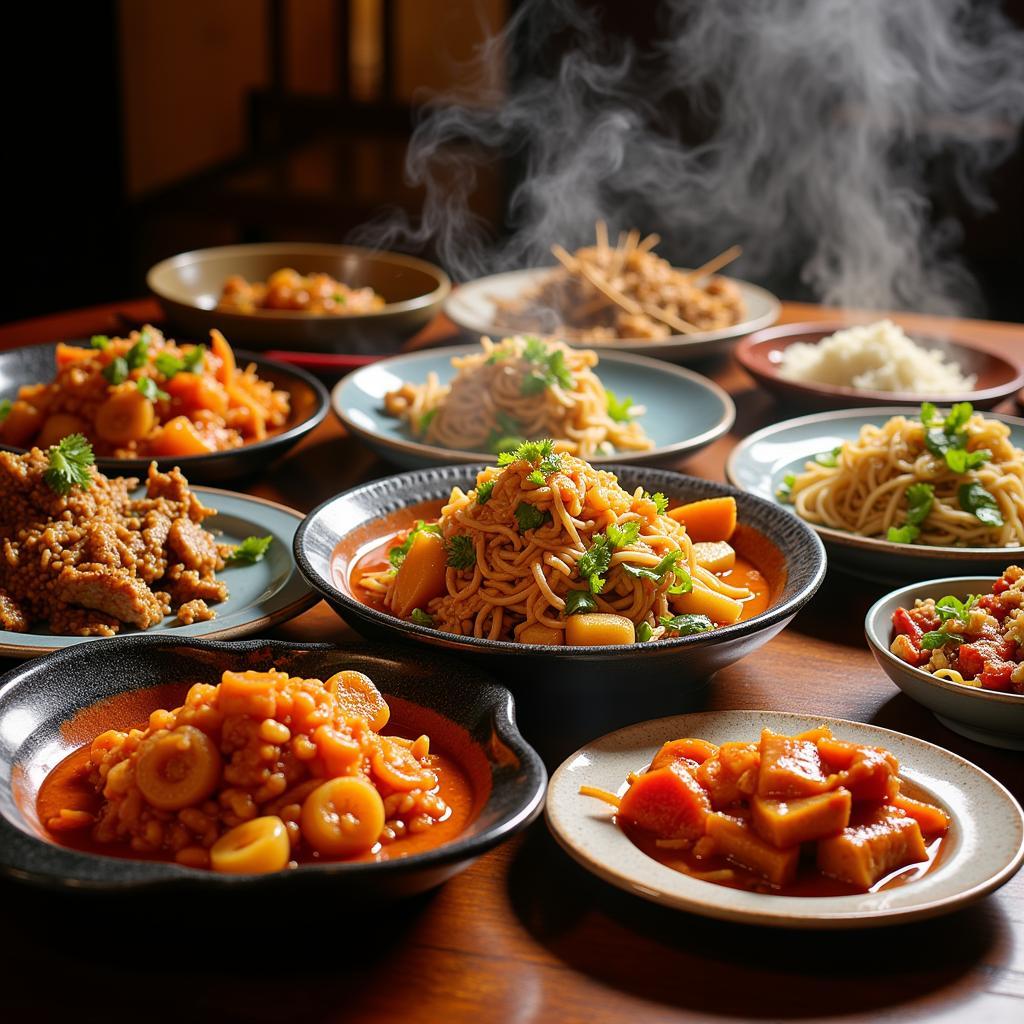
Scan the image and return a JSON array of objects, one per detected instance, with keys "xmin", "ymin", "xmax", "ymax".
[
  {"xmin": 210, "ymin": 329, "xmax": 236, "ymax": 385},
  {"xmin": 55, "ymin": 342, "xmax": 94, "ymax": 369},
  {"xmin": 166, "ymin": 372, "xmax": 229, "ymax": 417},
  {"xmin": 618, "ymin": 762, "xmax": 711, "ymax": 840},
  {"xmin": 667, "ymin": 496, "xmax": 737, "ymax": 542},
  {"xmin": 890, "ymin": 793, "xmax": 950, "ymax": 835},
  {"xmin": 226, "ymin": 382, "xmax": 267, "ymax": 440},
  {"xmin": 649, "ymin": 738, "xmax": 719, "ymax": 772}
]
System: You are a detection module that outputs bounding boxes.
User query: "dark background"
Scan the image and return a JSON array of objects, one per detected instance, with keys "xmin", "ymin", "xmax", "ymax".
[{"xmin": 2, "ymin": 0, "xmax": 1022, "ymax": 326}]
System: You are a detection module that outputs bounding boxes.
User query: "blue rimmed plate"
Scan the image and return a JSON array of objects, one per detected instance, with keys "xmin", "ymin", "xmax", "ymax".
[
  {"xmin": 0, "ymin": 488, "xmax": 317, "ymax": 659},
  {"xmin": 726, "ymin": 406, "xmax": 1024, "ymax": 581},
  {"xmin": 332, "ymin": 345, "xmax": 735, "ymax": 469}
]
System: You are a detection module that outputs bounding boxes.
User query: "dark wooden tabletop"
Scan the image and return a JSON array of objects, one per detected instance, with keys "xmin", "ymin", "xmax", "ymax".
[{"xmin": 1, "ymin": 299, "xmax": 1022, "ymax": 1024}]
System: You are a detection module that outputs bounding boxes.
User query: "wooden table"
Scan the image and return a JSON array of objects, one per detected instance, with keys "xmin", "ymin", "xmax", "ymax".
[{"xmin": 1, "ymin": 300, "xmax": 1023, "ymax": 1023}]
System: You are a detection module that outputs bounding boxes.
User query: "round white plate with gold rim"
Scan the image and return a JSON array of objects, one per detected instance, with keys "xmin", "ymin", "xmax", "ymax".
[
  {"xmin": 0, "ymin": 488, "xmax": 317, "ymax": 659},
  {"xmin": 545, "ymin": 710, "xmax": 1024, "ymax": 929}
]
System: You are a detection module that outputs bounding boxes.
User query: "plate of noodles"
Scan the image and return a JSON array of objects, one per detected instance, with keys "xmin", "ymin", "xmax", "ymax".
[
  {"xmin": 727, "ymin": 404, "xmax": 1024, "ymax": 580},
  {"xmin": 444, "ymin": 226, "xmax": 780, "ymax": 362},
  {"xmin": 292, "ymin": 443, "xmax": 825, "ymax": 692},
  {"xmin": 331, "ymin": 336, "xmax": 735, "ymax": 469}
]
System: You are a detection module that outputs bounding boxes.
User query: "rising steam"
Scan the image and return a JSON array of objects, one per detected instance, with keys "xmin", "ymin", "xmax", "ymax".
[{"xmin": 351, "ymin": 0, "xmax": 1024, "ymax": 314}]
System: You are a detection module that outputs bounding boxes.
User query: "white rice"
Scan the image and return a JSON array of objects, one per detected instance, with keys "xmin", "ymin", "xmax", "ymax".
[{"xmin": 777, "ymin": 319, "xmax": 976, "ymax": 393}]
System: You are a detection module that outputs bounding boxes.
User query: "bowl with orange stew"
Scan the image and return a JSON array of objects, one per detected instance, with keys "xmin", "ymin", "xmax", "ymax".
[
  {"xmin": 0, "ymin": 332, "xmax": 328, "ymax": 481},
  {"xmin": 0, "ymin": 636, "xmax": 545, "ymax": 893},
  {"xmin": 292, "ymin": 457, "xmax": 826, "ymax": 692}
]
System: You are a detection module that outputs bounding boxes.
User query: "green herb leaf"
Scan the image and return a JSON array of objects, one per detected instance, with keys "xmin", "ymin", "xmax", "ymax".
[
  {"xmin": 102, "ymin": 356, "xmax": 129, "ymax": 385},
  {"xmin": 514, "ymin": 501, "xmax": 549, "ymax": 532},
  {"xmin": 920, "ymin": 630, "xmax": 964, "ymax": 651},
  {"xmin": 578, "ymin": 535, "xmax": 612, "ymax": 592},
  {"xmin": 606, "ymin": 520, "xmax": 640, "ymax": 548},
  {"xmin": 476, "ymin": 480, "xmax": 495, "ymax": 504},
  {"xmin": 225, "ymin": 535, "xmax": 273, "ymax": 564},
  {"xmin": 154, "ymin": 352, "xmax": 184, "ymax": 378},
  {"xmin": 636, "ymin": 622, "xmax": 653, "ymax": 642},
  {"xmin": 643, "ymin": 491, "xmax": 668, "ymax": 515},
  {"xmin": 517, "ymin": 338, "xmax": 573, "ymax": 395},
  {"xmin": 498, "ymin": 439, "xmax": 556, "ymax": 466},
  {"xmin": 935, "ymin": 594, "xmax": 979, "ymax": 626},
  {"xmin": 887, "ymin": 524, "xmax": 921, "ymax": 543},
  {"xmin": 905, "ymin": 482, "xmax": 935, "ymax": 527},
  {"xmin": 182, "ymin": 345, "xmax": 205, "ymax": 372},
  {"xmin": 410, "ymin": 608, "xmax": 434, "ymax": 627},
  {"xmin": 945, "ymin": 447, "xmax": 991, "ymax": 473},
  {"xmin": 565, "ymin": 589, "xmax": 598, "ymax": 615},
  {"xmin": 0, "ymin": 398, "xmax": 11, "ymax": 422},
  {"xmin": 920, "ymin": 402, "xmax": 940, "ymax": 427},
  {"xmin": 776, "ymin": 473, "xmax": 797, "ymax": 502},
  {"xmin": 659, "ymin": 613, "xmax": 715, "ymax": 636},
  {"xmin": 126, "ymin": 338, "xmax": 149, "ymax": 371},
  {"xmin": 388, "ymin": 520, "xmax": 442, "ymax": 569},
  {"xmin": 136, "ymin": 377, "xmax": 169, "ymax": 402},
  {"xmin": 418, "ymin": 408, "xmax": 438, "ymax": 434},
  {"xmin": 921, "ymin": 402, "xmax": 985, "ymax": 475},
  {"xmin": 446, "ymin": 534, "xmax": 476, "ymax": 570},
  {"xmin": 814, "ymin": 446, "xmax": 842, "ymax": 468},
  {"xmin": 43, "ymin": 433, "xmax": 94, "ymax": 495},
  {"xmin": 334, "ymin": 292, "xmax": 347, "ymax": 305},
  {"xmin": 958, "ymin": 482, "xmax": 1004, "ymax": 527},
  {"xmin": 90, "ymin": 335, "xmax": 110, "ymax": 350},
  {"xmin": 605, "ymin": 389, "xmax": 636, "ymax": 423}
]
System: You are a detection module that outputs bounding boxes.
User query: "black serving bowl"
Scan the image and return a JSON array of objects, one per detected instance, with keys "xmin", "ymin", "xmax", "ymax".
[
  {"xmin": 0, "ymin": 636, "xmax": 546, "ymax": 895},
  {"xmin": 293, "ymin": 464, "xmax": 827, "ymax": 701},
  {"xmin": 0, "ymin": 341, "xmax": 329, "ymax": 482}
]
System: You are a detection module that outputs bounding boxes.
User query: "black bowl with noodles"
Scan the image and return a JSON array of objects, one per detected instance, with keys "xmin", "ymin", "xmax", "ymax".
[
  {"xmin": 0, "ymin": 637, "xmax": 546, "ymax": 895},
  {"xmin": 293, "ymin": 464, "xmax": 827, "ymax": 750},
  {"xmin": 0, "ymin": 341, "xmax": 329, "ymax": 482}
]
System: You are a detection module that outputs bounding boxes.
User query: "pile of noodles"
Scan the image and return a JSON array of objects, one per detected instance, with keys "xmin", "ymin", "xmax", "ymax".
[
  {"xmin": 787, "ymin": 410, "xmax": 1024, "ymax": 546},
  {"xmin": 382, "ymin": 335, "xmax": 652, "ymax": 459},
  {"xmin": 360, "ymin": 447, "xmax": 751, "ymax": 643}
]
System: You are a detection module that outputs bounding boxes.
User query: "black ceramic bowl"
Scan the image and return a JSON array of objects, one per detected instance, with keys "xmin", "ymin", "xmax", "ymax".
[
  {"xmin": 0, "ymin": 636, "xmax": 545, "ymax": 895},
  {"xmin": 0, "ymin": 341, "xmax": 329, "ymax": 482},
  {"xmin": 293, "ymin": 465, "xmax": 827, "ymax": 693}
]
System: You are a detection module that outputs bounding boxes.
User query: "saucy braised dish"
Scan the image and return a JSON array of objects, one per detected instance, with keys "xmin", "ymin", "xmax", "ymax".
[
  {"xmin": 0, "ymin": 441, "xmax": 266, "ymax": 636},
  {"xmin": 352, "ymin": 441, "xmax": 768, "ymax": 645},
  {"xmin": 217, "ymin": 268, "xmax": 385, "ymax": 316},
  {"xmin": 890, "ymin": 565, "xmax": 1024, "ymax": 694},
  {"xmin": 382, "ymin": 333, "xmax": 653, "ymax": 459},
  {"xmin": 0, "ymin": 327, "xmax": 289, "ymax": 458},
  {"xmin": 582, "ymin": 724, "xmax": 950, "ymax": 895},
  {"xmin": 40, "ymin": 667, "xmax": 469, "ymax": 873}
]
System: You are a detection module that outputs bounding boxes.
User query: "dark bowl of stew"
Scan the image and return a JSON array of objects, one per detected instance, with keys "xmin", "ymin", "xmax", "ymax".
[{"xmin": 0, "ymin": 636, "xmax": 545, "ymax": 894}]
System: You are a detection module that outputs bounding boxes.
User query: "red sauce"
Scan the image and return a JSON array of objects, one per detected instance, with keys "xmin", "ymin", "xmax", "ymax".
[
  {"xmin": 335, "ymin": 500, "xmax": 777, "ymax": 625},
  {"xmin": 34, "ymin": 697, "xmax": 486, "ymax": 868}
]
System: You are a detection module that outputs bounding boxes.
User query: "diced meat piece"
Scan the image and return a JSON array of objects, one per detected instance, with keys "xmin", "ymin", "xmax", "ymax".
[
  {"xmin": 649, "ymin": 738, "xmax": 718, "ymax": 772},
  {"xmin": 756, "ymin": 730, "xmax": 833, "ymax": 798},
  {"xmin": 56, "ymin": 566, "xmax": 164, "ymax": 629},
  {"xmin": 618, "ymin": 762, "xmax": 712, "ymax": 840},
  {"xmin": 0, "ymin": 588, "xmax": 28, "ymax": 632},
  {"xmin": 706, "ymin": 812, "xmax": 800, "ymax": 887},
  {"xmin": 816, "ymin": 812, "xmax": 927, "ymax": 889},
  {"xmin": 890, "ymin": 793, "xmax": 950, "ymax": 835},
  {"xmin": 167, "ymin": 517, "xmax": 220, "ymax": 574},
  {"xmin": 695, "ymin": 741, "xmax": 760, "ymax": 809},
  {"xmin": 751, "ymin": 788, "xmax": 852, "ymax": 848},
  {"xmin": 84, "ymin": 523, "xmax": 124, "ymax": 567},
  {"xmin": 177, "ymin": 599, "xmax": 215, "ymax": 625}
]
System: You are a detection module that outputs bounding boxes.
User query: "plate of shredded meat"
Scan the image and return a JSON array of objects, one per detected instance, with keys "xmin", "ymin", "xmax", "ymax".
[{"xmin": 0, "ymin": 437, "xmax": 316, "ymax": 657}]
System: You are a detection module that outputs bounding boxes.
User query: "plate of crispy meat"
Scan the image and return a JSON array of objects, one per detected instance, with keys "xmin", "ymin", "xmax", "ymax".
[{"xmin": 0, "ymin": 441, "xmax": 315, "ymax": 658}]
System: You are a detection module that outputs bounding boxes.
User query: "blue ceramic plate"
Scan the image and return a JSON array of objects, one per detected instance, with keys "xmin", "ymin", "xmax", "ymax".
[
  {"xmin": 332, "ymin": 345, "xmax": 735, "ymax": 469},
  {"xmin": 0, "ymin": 488, "xmax": 316, "ymax": 658},
  {"xmin": 726, "ymin": 406, "xmax": 1024, "ymax": 581}
]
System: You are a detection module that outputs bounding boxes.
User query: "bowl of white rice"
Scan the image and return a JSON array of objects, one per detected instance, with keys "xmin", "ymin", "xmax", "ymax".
[{"xmin": 736, "ymin": 319, "xmax": 1024, "ymax": 410}]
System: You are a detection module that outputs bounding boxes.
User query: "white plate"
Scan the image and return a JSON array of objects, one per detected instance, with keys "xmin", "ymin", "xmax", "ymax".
[
  {"xmin": 444, "ymin": 267, "xmax": 780, "ymax": 362},
  {"xmin": 546, "ymin": 709, "xmax": 1024, "ymax": 928}
]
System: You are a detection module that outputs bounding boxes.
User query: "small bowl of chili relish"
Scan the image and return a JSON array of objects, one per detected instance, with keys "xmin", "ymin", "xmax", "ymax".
[{"xmin": 866, "ymin": 569, "xmax": 1024, "ymax": 750}]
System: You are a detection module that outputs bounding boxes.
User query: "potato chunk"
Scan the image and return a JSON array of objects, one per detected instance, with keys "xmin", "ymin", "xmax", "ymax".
[
  {"xmin": 751, "ymin": 788, "xmax": 852, "ymax": 848},
  {"xmin": 692, "ymin": 541, "xmax": 736, "ymax": 574},
  {"xmin": 565, "ymin": 612, "xmax": 635, "ymax": 646},
  {"xmin": 757, "ymin": 730, "xmax": 834, "ymax": 798},
  {"xmin": 618, "ymin": 762, "xmax": 711, "ymax": 840},
  {"xmin": 390, "ymin": 531, "xmax": 447, "ymax": 619},
  {"xmin": 816, "ymin": 811, "xmax": 927, "ymax": 889},
  {"xmin": 669, "ymin": 584, "xmax": 743, "ymax": 625},
  {"xmin": 706, "ymin": 812, "xmax": 799, "ymax": 887}
]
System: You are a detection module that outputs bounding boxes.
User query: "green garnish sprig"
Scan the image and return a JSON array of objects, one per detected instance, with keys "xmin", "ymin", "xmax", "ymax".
[
  {"xmin": 154, "ymin": 345, "xmax": 205, "ymax": 380},
  {"xmin": 659, "ymin": 613, "xmax": 714, "ymax": 636},
  {"xmin": 518, "ymin": 336, "xmax": 574, "ymax": 395},
  {"xmin": 605, "ymin": 389, "xmax": 637, "ymax": 423},
  {"xmin": 225, "ymin": 535, "xmax": 273, "ymax": 564},
  {"xmin": 446, "ymin": 534, "xmax": 476, "ymax": 570},
  {"xmin": 388, "ymin": 521, "xmax": 441, "ymax": 570},
  {"xmin": 921, "ymin": 402, "xmax": 991, "ymax": 474},
  {"xmin": 43, "ymin": 434, "xmax": 95, "ymax": 495},
  {"xmin": 886, "ymin": 482, "xmax": 935, "ymax": 543}
]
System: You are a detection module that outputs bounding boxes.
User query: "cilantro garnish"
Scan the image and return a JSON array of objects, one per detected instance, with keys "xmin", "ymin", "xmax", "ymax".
[
  {"xmin": 659, "ymin": 613, "xmax": 715, "ymax": 636},
  {"xmin": 0, "ymin": 398, "xmax": 11, "ymax": 422},
  {"xmin": 525, "ymin": 449, "xmax": 565, "ymax": 486},
  {"xmin": 636, "ymin": 622, "xmax": 653, "ymax": 642},
  {"xmin": 606, "ymin": 389, "xmax": 636, "ymax": 423},
  {"xmin": 920, "ymin": 630, "xmax": 964, "ymax": 651},
  {"xmin": 388, "ymin": 521, "xmax": 442, "ymax": 570},
  {"xmin": 126, "ymin": 337, "xmax": 149, "ymax": 371},
  {"xmin": 577, "ymin": 535, "xmax": 612, "ymax": 593},
  {"xmin": 565, "ymin": 589, "xmax": 598, "ymax": 616},
  {"xmin": 90, "ymin": 335, "xmax": 110, "ymax": 350},
  {"xmin": 514, "ymin": 502, "xmax": 549, "ymax": 532},
  {"xmin": 518, "ymin": 337, "xmax": 574, "ymax": 396},
  {"xmin": 476, "ymin": 480, "xmax": 496, "ymax": 504},
  {"xmin": 642, "ymin": 491, "xmax": 668, "ymax": 515},
  {"xmin": 958, "ymin": 482, "xmax": 1004, "ymax": 527},
  {"xmin": 776, "ymin": 473, "xmax": 797, "ymax": 502},
  {"xmin": 102, "ymin": 356, "xmax": 129, "ymax": 385},
  {"xmin": 920, "ymin": 402, "xmax": 990, "ymax": 475},
  {"xmin": 137, "ymin": 377, "xmax": 169, "ymax": 402},
  {"xmin": 886, "ymin": 482, "xmax": 934, "ymax": 544},
  {"xmin": 410, "ymin": 608, "xmax": 434, "ymax": 627},
  {"xmin": 446, "ymin": 534, "xmax": 476, "ymax": 570},
  {"xmin": 225, "ymin": 535, "xmax": 273, "ymax": 565},
  {"xmin": 498, "ymin": 439, "xmax": 556, "ymax": 466},
  {"xmin": 43, "ymin": 434, "xmax": 94, "ymax": 495},
  {"xmin": 621, "ymin": 550, "xmax": 692, "ymax": 594},
  {"xmin": 934, "ymin": 594, "xmax": 979, "ymax": 626},
  {"xmin": 605, "ymin": 521, "xmax": 640, "ymax": 548}
]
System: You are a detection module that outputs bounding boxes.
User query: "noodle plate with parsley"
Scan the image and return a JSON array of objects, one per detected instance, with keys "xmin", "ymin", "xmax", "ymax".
[{"xmin": 357, "ymin": 441, "xmax": 757, "ymax": 646}]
